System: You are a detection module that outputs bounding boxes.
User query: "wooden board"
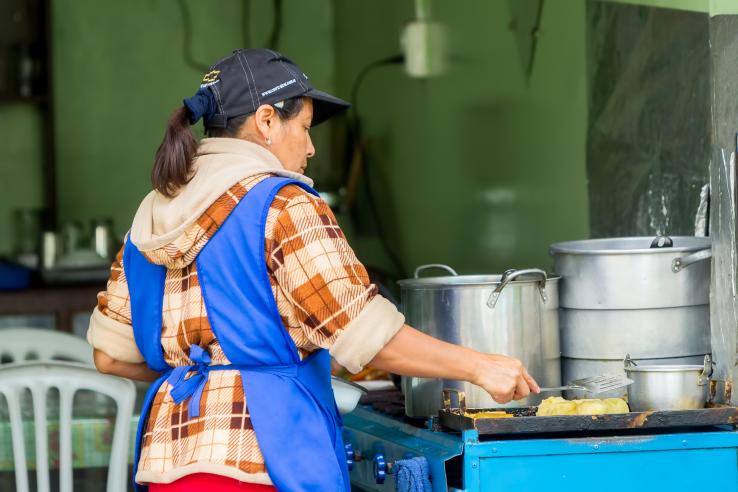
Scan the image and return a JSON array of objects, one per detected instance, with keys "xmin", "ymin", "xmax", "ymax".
[{"xmin": 439, "ymin": 406, "xmax": 738, "ymax": 435}]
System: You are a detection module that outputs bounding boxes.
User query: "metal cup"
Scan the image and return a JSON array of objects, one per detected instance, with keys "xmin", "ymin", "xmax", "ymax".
[
  {"xmin": 41, "ymin": 231, "xmax": 59, "ymax": 270},
  {"xmin": 91, "ymin": 218, "xmax": 114, "ymax": 260},
  {"xmin": 62, "ymin": 221, "xmax": 83, "ymax": 255}
]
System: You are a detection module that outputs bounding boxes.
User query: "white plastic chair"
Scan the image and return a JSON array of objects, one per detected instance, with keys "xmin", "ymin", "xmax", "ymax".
[
  {"xmin": 0, "ymin": 362, "xmax": 135, "ymax": 492},
  {"xmin": 0, "ymin": 328, "xmax": 94, "ymax": 366}
]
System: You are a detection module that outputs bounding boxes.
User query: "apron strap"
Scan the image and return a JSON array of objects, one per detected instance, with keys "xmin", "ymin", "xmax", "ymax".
[{"xmin": 165, "ymin": 344, "xmax": 301, "ymax": 419}]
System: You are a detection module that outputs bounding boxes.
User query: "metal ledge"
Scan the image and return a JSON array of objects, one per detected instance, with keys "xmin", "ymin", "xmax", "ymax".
[{"xmin": 596, "ymin": 0, "xmax": 738, "ymax": 15}]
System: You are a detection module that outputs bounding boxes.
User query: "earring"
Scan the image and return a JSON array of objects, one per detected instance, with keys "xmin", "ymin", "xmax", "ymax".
[{"xmin": 266, "ymin": 137, "xmax": 272, "ymax": 146}]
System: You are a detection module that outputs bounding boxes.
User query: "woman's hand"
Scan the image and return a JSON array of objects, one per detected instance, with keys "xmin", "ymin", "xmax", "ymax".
[
  {"xmin": 368, "ymin": 325, "xmax": 540, "ymax": 403},
  {"xmin": 470, "ymin": 354, "xmax": 540, "ymax": 404}
]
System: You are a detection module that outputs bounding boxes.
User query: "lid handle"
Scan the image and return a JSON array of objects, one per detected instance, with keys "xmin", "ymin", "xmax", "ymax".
[
  {"xmin": 414, "ymin": 264, "xmax": 458, "ymax": 278},
  {"xmin": 650, "ymin": 236, "xmax": 674, "ymax": 249}
]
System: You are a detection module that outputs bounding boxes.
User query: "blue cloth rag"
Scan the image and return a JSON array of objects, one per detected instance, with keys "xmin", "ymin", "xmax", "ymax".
[{"xmin": 394, "ymin": 456, "xmax": 432, "ymax": 492}]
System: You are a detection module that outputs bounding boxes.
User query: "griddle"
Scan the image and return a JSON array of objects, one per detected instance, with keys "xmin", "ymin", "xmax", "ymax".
[
  {"xmin": 438, "ymin": 389, "xmax": 738, "ymax": 435},
  {"xmin": 439, "ymin": 406, "xmax": 738, "ymax": 435}
]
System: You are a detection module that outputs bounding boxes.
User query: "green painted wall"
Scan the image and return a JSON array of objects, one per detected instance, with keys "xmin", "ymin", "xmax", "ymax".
[
  {"xmin": 333, "ymin": 0, "xmax": 589, "ymax": 276},
  {"xmin": 0, "ymin": 104, "xmax": 44, "ymax": 254},
  {"xmin": 51, "ymin": 0, "xmax": 334, "ymax": 242},
  {"xmin": 1, "ymin": 0, "xmax": 589, "ymax": 279}
]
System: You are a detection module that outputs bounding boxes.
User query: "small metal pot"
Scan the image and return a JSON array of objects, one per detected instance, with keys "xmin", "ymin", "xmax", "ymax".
[{"xmin": 624, "ymin": 354, "xmax": 712, "ymax": 412}]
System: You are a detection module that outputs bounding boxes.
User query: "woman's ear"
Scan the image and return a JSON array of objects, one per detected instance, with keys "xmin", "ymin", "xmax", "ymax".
[{"xmin": 253, "ymin": 104, "xmax": 278, "ymax": 140}]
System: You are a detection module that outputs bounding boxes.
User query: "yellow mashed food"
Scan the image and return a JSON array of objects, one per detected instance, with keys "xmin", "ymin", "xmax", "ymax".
[{"xmin": 536, "ymin": 396, "xmax": 629, "ymax": 416}]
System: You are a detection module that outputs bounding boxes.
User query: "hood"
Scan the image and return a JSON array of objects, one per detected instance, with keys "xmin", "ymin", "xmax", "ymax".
[{"xmin": 129, "ymin": 138, "xmax": 313, "ymax": 268}]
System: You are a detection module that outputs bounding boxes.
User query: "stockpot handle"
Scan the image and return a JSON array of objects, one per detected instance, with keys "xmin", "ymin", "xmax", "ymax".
[
  {"xmin": 414, "ymin": 264, "xmax": 459, "ymax": 278},
  {"xmin": 671, "ymin": 248, "xmax": 712, "ymax": 273},
  {"xmin": 699, "ymin": 354, "xmax": 714, "ymax": 386},
  {"xmin": 487, "ymin": 268, "xmax": 548, "ymax": 309}
]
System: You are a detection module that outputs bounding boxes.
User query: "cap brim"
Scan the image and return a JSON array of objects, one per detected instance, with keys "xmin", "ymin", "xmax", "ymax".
[{"xmin": 305, "ymin": 88, "xmax": 350, "ymax": 126}]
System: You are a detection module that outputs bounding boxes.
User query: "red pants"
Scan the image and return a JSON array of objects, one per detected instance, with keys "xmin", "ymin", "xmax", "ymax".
[{"xmin": 148, "ymin": 474, "xmax": 277, "ymax": 491}]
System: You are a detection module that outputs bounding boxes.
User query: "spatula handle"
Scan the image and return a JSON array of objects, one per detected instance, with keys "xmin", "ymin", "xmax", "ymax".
[{"xmin": 538, "ymin": 386, "xmax": 584, "ymax": 392}]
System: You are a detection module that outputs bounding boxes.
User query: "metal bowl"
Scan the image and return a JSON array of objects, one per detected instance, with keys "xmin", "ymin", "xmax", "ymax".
[
  {"xmin": 624, "ymin": 355, "xmax": 712, "ymax": 412},
  {"xmin": 331, "ymin": 376, "xmax": 368, "ymax": 415}
]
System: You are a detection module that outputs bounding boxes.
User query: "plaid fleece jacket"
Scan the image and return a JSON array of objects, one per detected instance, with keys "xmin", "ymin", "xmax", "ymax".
[{"xmin": 87, "ymin": 138, "xmax": 404, "ymax": 486}]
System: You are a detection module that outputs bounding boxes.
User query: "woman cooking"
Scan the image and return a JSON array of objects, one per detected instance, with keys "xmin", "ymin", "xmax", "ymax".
[{"xmin": 87, "ymin": 48, "xmax": 539, "ymax": 492}]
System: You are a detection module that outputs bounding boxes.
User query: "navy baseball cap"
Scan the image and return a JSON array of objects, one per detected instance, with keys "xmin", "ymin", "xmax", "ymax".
[{"xmin": 199, "ymin": 48, "xmax": 350, "ymax": 128}]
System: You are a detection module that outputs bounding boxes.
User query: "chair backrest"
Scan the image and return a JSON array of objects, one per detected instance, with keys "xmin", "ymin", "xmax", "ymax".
[
  {"xmin": 0, "ymin": 328, "xmax": 94, "ymax": 366},
  {"xmin": 0, "ymin": 362, "xmax": 135, "ymax": 492}
]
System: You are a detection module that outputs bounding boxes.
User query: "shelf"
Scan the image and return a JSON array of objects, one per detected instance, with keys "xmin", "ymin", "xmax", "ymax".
[
  {"xmin": 0, "ymin": 94, "xmax": 48, "ymax": 105},
  {"xmin": 0, "ymin": 284, "xmax": 102, "ymax": 332}
]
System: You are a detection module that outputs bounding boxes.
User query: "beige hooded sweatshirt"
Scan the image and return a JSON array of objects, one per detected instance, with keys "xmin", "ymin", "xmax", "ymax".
[{"xmin": 87, "ymin": 138, "xmax": 404, "ymax": 484}]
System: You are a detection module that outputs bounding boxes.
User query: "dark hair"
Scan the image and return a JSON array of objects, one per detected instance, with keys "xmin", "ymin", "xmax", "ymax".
[
  {"xmin": 151, "ymin": 107, "xmax": 197, "ymax": 198},
  {"xmin": 152, "ymin": 96, "xmax": 306, "ymax": 197},
  {"xmin": 206, "ymin": 96, "xmax": 306, "ymax": 137}
]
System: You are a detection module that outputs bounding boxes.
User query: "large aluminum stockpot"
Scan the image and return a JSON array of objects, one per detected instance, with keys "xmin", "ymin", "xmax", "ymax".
[
  {"xmin": 398, "ymin": 265, "xmax": 560, "ymax": 417},
  {"xmin": 550, "ymin": 236, "xmax": 711, "ymax": 309}
]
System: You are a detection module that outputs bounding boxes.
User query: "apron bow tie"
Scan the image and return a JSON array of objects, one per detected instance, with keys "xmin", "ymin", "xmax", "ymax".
[{"xmin": 166, "ymin": 344, "xmax": 212, "ymax": 418}]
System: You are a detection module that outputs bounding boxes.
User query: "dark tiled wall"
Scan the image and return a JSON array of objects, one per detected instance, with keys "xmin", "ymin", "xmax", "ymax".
[{"xmin": 586, "ymin": 2, "xmax": 711, "ymax": 237}]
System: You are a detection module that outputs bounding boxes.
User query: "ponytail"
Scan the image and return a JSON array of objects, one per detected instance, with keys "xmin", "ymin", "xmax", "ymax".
[
  {"xmin": 151, "ymin": 93, "xmax": 305, "ymax": 197},
  {"xmin": 151, "ymin": 106, "xmax": 197, "ymax": 198}
]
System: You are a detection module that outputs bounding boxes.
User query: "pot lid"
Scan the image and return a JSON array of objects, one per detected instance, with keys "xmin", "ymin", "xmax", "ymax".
[
  {"xmin": 624, "ymin": 364, "xmax": 705, "ymax": 373},
  {"xmin": 397, "ymin": 272, "xmax": 560, "ymax": 288},
  {"xmin": 550, "ymin": 236, "xmax": 710, "ymax": 256}
]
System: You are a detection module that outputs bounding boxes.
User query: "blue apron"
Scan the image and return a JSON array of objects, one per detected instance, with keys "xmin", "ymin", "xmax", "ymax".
[{"xmin": 123, "ymin": 177, "xmax": 349, "ymax": 491}]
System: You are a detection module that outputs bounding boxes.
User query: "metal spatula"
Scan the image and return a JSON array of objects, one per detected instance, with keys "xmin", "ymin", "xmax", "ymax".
[{"xmin": 539, "ymin": 374, "xmax": 634, "ymax": 394}]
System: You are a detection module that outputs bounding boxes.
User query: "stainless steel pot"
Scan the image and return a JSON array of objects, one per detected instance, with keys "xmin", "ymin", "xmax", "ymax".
[
  {"xmin": 399, "ymin": 265, "xmax": 560, "ymax": 417},
  {"xmin": 550, "ymin": 236, "xmax": 711, "ymax": 309},
  {"xmin": 624, "ymin": 355, "xmax": 712, "ymax": 412},
  {"xmin": 560, "ymin": 305, "xmax": 710, "ymax": 359},
  {"xmin": 562, "ymin": 355, "xmax": 706, "ymax": 399},
  {"xmin": 551, "ymin": 236, "xmax": 711, "ymax": 400}
]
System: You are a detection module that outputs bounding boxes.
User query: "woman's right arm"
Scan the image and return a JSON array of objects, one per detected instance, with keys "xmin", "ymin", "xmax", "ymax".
[
  {"xmin": 87, "ymin": 244, "xmax": 157, "ymax": 381},
  {"xmin": 93, "ymin": 349, "xmax": 160, "ymax": 382},
  {"xmin": 369, "ymin": 324, "xmax": 539, "ymax": 404},
  {"xmin": 266, "ymin": 189, "xmax": 538, "ymax": 404}
]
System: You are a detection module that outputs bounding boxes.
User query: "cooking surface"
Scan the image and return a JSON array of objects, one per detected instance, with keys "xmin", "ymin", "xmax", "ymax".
[
  {"xmin": 357, "ymin": 387, "xmax": 738, "ymax": 437},
  {"xmin": 346, "ymin": 392, "xmax": 738, "ymax": 492},
  {"xmin": 358, "ymin": 387, "xmax": 407, "ymax": 418},
  {"xmin": 439, "ymin": 405, "xmax": 738, "ymax": 435}
]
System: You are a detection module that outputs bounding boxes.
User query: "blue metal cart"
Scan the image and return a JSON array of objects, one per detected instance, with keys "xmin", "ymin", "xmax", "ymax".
[{"xmin": 344, "ymin": 406, "xmax": 738, "ymax": 491}]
